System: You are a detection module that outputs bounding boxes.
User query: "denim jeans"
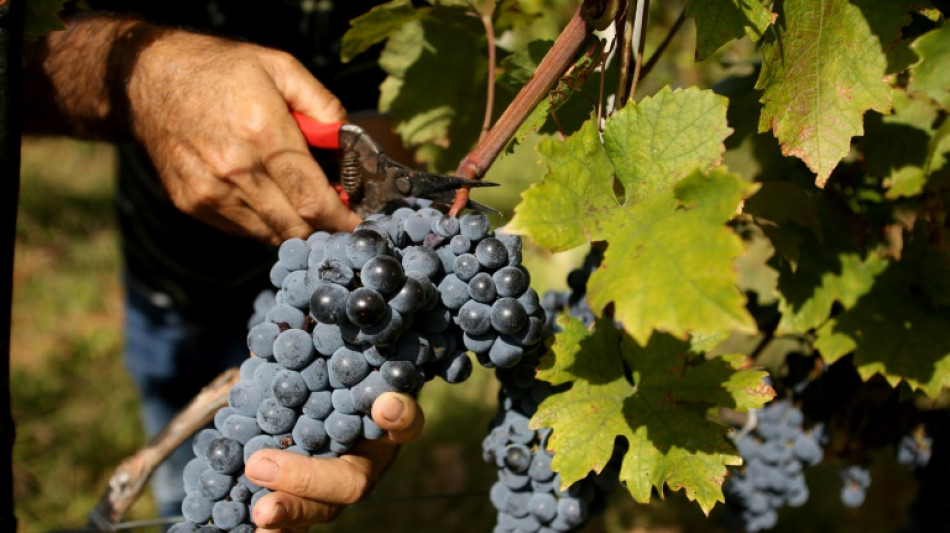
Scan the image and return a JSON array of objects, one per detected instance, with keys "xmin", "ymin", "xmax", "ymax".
[{"xmin": 123, "ymin": 280, "xmax": 249, "ymax": 519}]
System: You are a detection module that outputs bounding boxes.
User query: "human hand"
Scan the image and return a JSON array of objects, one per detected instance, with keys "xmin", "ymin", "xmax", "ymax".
[
  {"xmin": 243, "ymin": 392, "xmax": 424, "ymax": 531},
  {"xmin": 127, "ymin": 29, "xmax": 362, "ymax": 243}
]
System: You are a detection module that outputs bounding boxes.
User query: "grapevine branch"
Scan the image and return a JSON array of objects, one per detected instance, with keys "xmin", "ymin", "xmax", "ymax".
[
  {"xmin": 86, "ymin": 368, "xmax": 240, "ymax": 529},
  {"xmin": 448, "ymin": 5, "xmax": 596, "ymax": 215}
]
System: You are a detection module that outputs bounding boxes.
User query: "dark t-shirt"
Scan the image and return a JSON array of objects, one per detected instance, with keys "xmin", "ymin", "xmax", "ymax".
[{"xmin": 86, "ymin": 1, "xmax": 384, "ymax": 319}]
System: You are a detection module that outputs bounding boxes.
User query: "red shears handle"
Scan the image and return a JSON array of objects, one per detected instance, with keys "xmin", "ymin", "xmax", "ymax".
[{"xmin": 292, "ymin": 111, "xmax": 345, "ymax": 150}]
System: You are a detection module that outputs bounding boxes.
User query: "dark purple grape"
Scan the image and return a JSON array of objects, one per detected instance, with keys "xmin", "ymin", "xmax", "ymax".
[
  {"xmin": 198, "ymin": 469, "xmax": 233, "ymax": 500},
  {"xmin": 403, "ymin": 211, "xmax": 433, "ymax": 243},
  {"xmin": 328, "ymin": 345, "xmax": 370, "ymax": 387},
  {"xmin": 460, "ymin": 212, "xmax": 490, "ymax": 241},
  {"xmin": 271, "ymin": 369, "xmax": 309, "ymax": 407},
  {"xmin": 323, "ymin": 232, "xmax": 352, "ymax": 266},
  {"xmin": 350, "ymin": 371, "xmax": 394, "ymax": 413},
  {"xmin": 309, "ymin": 282, "xmax": 349, "ymax": 324},
  {"xmin": 438, "ymin": 274, "xmax": 470, "ymax": 310},
  {"xmin": 450, "ymin": 235, "xmax": 471, "ymax": 254},
  {"xmin": 182, "ymin": 492, "xmax": 214, "ymax": 523},
  {"xmin": 380, "ymin": 360, "xmax": 423, "ymax": 392},
  {"xmin": 345, "ymin": 287, "xmax": 387, "ymax": 329},
  {"xmin": 317, "ymin": 258, "xmax": 355, "ymax": 286},
  {"xmin": 212, "ymin": 500, "xmax": 248, "ymax": 530},
  {"xmin": 493, "ymin": 266, "xmax": 528, "ymax": 298},
  {"xmin": 393, "ymin": 331, "xmax": 432, "ymax": 366},
  {"xmin": 458, "ymin": 299, "xmax": 492, "ymax": 335},
  {"xmin": 468, "ymin": 272, "xmax": 497, "ymax": 303},
  {"xmin": 332, "ymin": 388, "xmax": 358, "ymax": 414},
  {"xmin": 504, "ymin": 443, "xmax": 532, "ymax": 473},
  {"xmin": 401, "ymin": 246, "xmax": 441, "ymax": 279},
  {"xmin": 518, "ymin": 288, "xmax": 541, "ymax": 316},
  {"xmin": 345, "ymin": 229, "xmax": 388, "ymax": 269},
  {"xmin": 453, "ymin": 253, "xmax": 480, "ymax": 282},
  {"xmin": 360, "ymin": 255, "xmax": 405, "ymax": 294},
  {"xmin": 302, "ymin": 390, "xmax": 333, "ymax": 420},
  {"xmin": 228, "ymin": 382, "xmax": 262, "ymax": 417},
  {"xmin": 356, "ymin": 307, "xmax": 405, "ymax": 346},
  {"xmin": 265, "ymin": 303, "xmax": 305, "ymax": 330},
  {"xmin": 243, "ymin": 435, "xmax": 277, "ymax": 463},
  {"xmin": 432, "ymin": 214, "xmax": 461, "ymax": 237},
  {"xmin": 489, "ymin": 335, "xmax": 524, "ymax": 368},
  {"xmin": 221, "ymin": 414, "xmax": 262, "ymax": 445},
  {"xmin": 272, "ymin": 329, "xmax": 315, "ymax": 370},
  {"xmin": 325, "ymin": 411, "xmax": 363, "ymax": 444},
  {"xmin": 247, "ymin": 322, "xmax": 280, "ymax": 358},
  {"xmin": 206, "ymin": 437, "xmax": 244, "ymax": 474},
  {"xmin": 256, "ymin": 397, "xmax": 297, "ymax": 435},
  {"xmin": 300, "ymin": 358, "xmax": 329, "ymax": 392},
  {"xmin": 491, "ymin": 298, "xmax": 528, "ymax": 334},
  {"xmin": 475, "ymin": 237, "xmax": 508, "ymax": 270},
  {"xmin": 292, "ymin": 416, "xmax": 328, "ymax": 451},
  {"xmin": 387, "ymin": 274, "xmax": 428, "ymax": 314},
  {"xmin": 193, "ymin": 429, "xmax": 223, "ymax": 460},
  {"xmin": 269, "ymin": 262, "xmax": 290, "ymax": 289},
  {"xmin": 438, "ymin": 351, "xmax": 472, "ymax": 383}
]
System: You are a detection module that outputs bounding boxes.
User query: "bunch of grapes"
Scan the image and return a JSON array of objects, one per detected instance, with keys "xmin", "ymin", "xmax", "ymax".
[
  {"xmin": 170, "ymin": 204, "xmax": 545, "ymax": 532},
  {"xmin": 478, "ymin": 248, "xmax": 619, "ymax": 533},
  {"xmin": 896, "ymin": 431, "xmax": 933, "ymax": 469},
  {"xmin": 839, "ymin": 465, "xmax": 871, "ymax": 508},
  {"xmin": 723, "ymin": 399, "xmax": 824, "ymax": 532},
  {"xmin": 483, "ymin": 345, "xmax": 619, "ymax": 533}
]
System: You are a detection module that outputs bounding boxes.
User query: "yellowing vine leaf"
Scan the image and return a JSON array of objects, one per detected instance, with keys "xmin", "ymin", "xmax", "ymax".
[
  {"xmin": 533, "ymin": 317, "xmax": 773, "ymax": 515},
  {"xmin": 605, "ymin": 86, "xmax": 733, "ymax": 201},
  {"xmin": 510, "ymin": 87, "xmax": 732, "ymax": 254},
  {"xmin": 508, "ymin": 120, "xmax": 618, "ymax": 252},
  {"xmin": 756, "ymin": 0, "xmax": 911, "ymax": 186},
  {"xmin": 586, "ymin": 169, "xmax": 759, "ymax": 345},
  {"xmin": 685, "ymin": 0, "xmax": 776, "ymax": 61}
]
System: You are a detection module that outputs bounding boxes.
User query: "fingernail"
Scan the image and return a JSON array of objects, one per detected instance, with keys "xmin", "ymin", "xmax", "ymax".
[
  {"xmin": 247, "ymin": 457, "xmax": 279, "ymax": 483},
  {"xmin": 381, "ymin": 395, "xmax": 405, "ymax": 422},
  {"xmin": 266, "ymin": 502, "xmax": 288, "ymax": 526}
]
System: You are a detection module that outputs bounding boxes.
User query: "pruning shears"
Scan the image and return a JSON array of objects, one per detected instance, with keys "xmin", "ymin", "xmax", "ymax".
[{"xmin": 292, "ymin": 112, "xmax": 499, "ymax": 217}]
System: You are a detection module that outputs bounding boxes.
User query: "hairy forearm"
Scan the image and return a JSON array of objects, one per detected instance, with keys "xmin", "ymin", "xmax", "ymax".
[{"xmin": 23, "ymin": 13, "xmax": 169, "ymax": 139}]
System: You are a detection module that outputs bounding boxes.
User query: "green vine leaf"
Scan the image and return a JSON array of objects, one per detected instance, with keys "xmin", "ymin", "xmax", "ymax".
[
  {"xmin": 340, "ymin": 0, "xmax": 423, "ymax": 63},
  {"xmin": 909, "ymin": 22, "xmax": 950, "ymax": 109},
  {"xmin": 775, "ymin": 252, "xmax": 887, "ymax": 335},
  {"xmin": 605, "ymin": 86, "xmax": 733, "ymax": 201},
  {"xmin": 685, "ymin": 0, "xmax": 776, "ymax": 61},
  {"xmin": 586, "ymin": 168, "xmax": 759, "ymax": 345},
  {"xmin": 377, "ymin": 8, "xmax": 488, "ymax": 171},
  {"xmin": 815, "ymin": 255, "xmax": 950, "ymax": 399},
  {"xmin": 533, "ymin": 316, "xmax": 774, "ymax": 515},
  {"xmin": 25, "ymin": 0, "xmax": 68, "ymax": 40},
  {"xmin": 508, "ymin": 120, "xmax": 618, "ymax": 252},
  {"xmin": 756, "ymin": 0, "xmax": 912, "ymax": 186}
]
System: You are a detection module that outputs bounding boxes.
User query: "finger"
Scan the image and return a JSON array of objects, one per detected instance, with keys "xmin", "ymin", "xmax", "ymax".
[
  {"xmin": 203, "ymin": 203, "xmax": 282, "ymax": 245},
  {"xmin": 260, "ymin": 141, "xmax": 362, "ymax": 234},
  {"xmin": 231, "ymin": 160, "xmax": 317, "ymax": 240},
  {"xmin": 264, "ymin": 51, "xmax": 347, "ymax": 124},
  {"xmin": 245, "ymin": 449, "xmax": 378, "ymax": 504},
  {"xmin": 251, "ymin": 490, "xmax": 340, "ymax": 530},
  {"xmin": 371, "ymin": 392, "xmax": 425, "ymax": 445}
]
